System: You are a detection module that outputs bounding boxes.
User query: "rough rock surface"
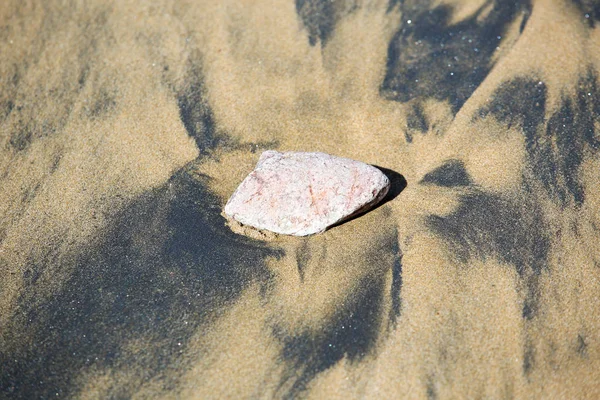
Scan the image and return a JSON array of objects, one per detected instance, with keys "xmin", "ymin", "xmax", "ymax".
[{"xmin": 224, "ymin": 151, "xmax": 390, "ymax": 236}]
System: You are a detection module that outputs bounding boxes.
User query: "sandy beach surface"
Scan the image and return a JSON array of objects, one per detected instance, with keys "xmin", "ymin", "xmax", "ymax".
[{"xmin": 1, "ymin": 0, "xmax": 600, "ymax": 398}]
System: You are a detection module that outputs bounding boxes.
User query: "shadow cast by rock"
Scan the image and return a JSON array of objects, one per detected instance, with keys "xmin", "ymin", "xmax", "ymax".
[
  {"xmin": 375, "ymin": 166, "xmax": 407, "ymax": 205},
  {"xmin": 328, "ymin": 166, "xmax": 407, "ymax": 231}
]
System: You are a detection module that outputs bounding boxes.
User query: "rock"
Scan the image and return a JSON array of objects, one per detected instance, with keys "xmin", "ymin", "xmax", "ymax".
[{"xmin": 224, "ymin": 151, "xmax": 390, "ymax": 236}]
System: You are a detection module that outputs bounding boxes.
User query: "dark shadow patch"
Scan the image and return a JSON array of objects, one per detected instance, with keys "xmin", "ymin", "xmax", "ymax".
[
  {"xmin": 276, "ymin": 273, "xmax": 387, "ymax": 398},
  {"xmin": 479, "ymin": 74, "xmax": 600, "ymax": 207},
  {"xmin": 0, "ymin": 63, "xmax": 21, "ymax": 123},
  {"xmin": 477, "ymin": 78, "xmax": 550, "ymax": 202},
  {"xmin": 178, "ymin": 73, "xmax": 277, "ymax": 156},
  {"xmin": 381, "ymin": 0, "xmax": 532, "ymax": 113},
  {"xmin": 407, "ymin": 102, "xmax": 429, "ymax": 133},
  {"xmin": 7, "ymin": 118, "xmax": 61, "ymax": 152},
  {"xmin": 296, "ymin": 0, "xmax": 336, "ymax": 46},
  {"xmin": 6, "ymin": 90, "xmax": 81, "ymax": 152},
  {"xmin": 420, "ymin": 159, "xmax": 472, "ymax": 187},
  {"xmin": 177, "ymin": 64, "xmax": 223, "ymax": 155},
  {"xmin": 426, "ymin": 374, "xmax": 437, "ymax": 400},
  {"xmin": 577, "ymin": 334, "xmax": 588, "ymax": 357},
  {"xmin": 8, "ymin": 128, "xmax": 33, "ymax": 152},
  {"xmin": 572, "ymin": 0, "xmax": 600, "ymax": 28},
  {"xmin": 519, "ymin": 11, "xmax": 529, "ymax": 32},
  {"xmin": 22, "ymin": 264, "xmax": 43, "ymax": 286},
  {"xmin": 426, "ymin": 191, "xmax": 549, "ymax": 274},
  {"xmin": 0, "ymin": 164, "xmax": 281, "ymax": 399},
  {"xmin": 389, "ymin": 228, "xmax": 403, "ymax": 328},
  {"xmin": 476, "ymin": 77, "xmax": 546, "ymax": 134},
  {"xmin": 523, "ymin": 339, "xmax": 535, "ymax": 375},
  {"xmin": 542, "ymin": 73, "xmax": 600, "ymax": 206},
  {"xmin": 49, "ymin": 152, "xmax": 62, "ymax": 173},
  {"xmin": 84, "ymin": 86, "xmax": 117, "ymax": 119},
  {"xmin": 77, "ymin": 64, "xmax": 90, "ymax": 89},
  {"xmin": 0, "ymin": 99, "xmax": 14, "ymax": 122},
  {"xmin": 404, "ymin": 102, "xmax": 429, "ymax": 143},
  {"xmin": 522, "ymin": 293, "xmax": 537, "ymax": 319},
  {"xmin": 295, "ymin": 239, "xmax": 311, "ymax": 282},
  {"xmin": 426, "ymin": 191, "xmax": 549, "ymax": 318},
  {"xmin": 386, "ymin": 0, "xmax": 401, "ymax": 13}
]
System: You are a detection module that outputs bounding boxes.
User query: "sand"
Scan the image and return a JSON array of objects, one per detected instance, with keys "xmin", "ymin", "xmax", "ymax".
[{"xmin": 1, "ymin": 0, "xmax": 600, "ymax": 398}]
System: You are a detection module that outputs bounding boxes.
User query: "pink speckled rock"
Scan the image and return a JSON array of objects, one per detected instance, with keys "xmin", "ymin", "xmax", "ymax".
[{"xmin": 224, "ymin": 151, "xmax": 390, "ymax": 236}]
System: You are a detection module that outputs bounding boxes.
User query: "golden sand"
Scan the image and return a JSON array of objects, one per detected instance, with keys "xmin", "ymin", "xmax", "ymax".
[{"xmin": 1, "ymin": 0, "xmax": 599, "ymax": 398}]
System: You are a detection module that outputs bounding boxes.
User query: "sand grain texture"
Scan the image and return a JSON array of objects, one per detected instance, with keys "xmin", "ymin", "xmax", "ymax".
[{"xmin": 1, "ymin": 0, "xmax": 600, "ymax": 398}]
